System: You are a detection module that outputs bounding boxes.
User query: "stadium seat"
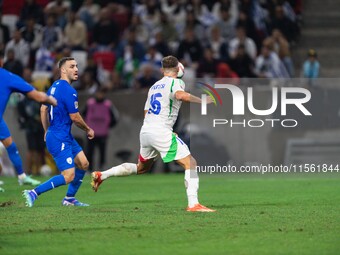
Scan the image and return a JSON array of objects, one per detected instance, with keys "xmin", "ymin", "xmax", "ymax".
[
  {"xmin": 35, "ymin": 0, "xmax": 49, "ymax": 7},
  {"xmin": 2, "ymin": 15, "xmax": 19, "ymax": 36},
  {"xmin": 93, "ymin": 51, "xmax": 116, "ymax": 71},
  {"xmin": 2, "ymin": 0, "xmax": 24, "ymax": 16},
  {"xmin": 32, "ymin": 71, "xmax": 52, "ymax": 91},
  {"xmin": 71, "ymin": 50, "xmax": 88, "ymax": 75}
]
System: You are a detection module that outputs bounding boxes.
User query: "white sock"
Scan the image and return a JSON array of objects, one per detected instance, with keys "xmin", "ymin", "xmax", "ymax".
[
  {"xmin": 101, "ymin": 163, "xmax": 137, "ymax": 180},
  {"xmin": 184, "ymin": 169, "xmax": 199, "ymax": 208},
  {"xmin": 18, "ymin": 173, "xmax": 27, "ymax": 180}
]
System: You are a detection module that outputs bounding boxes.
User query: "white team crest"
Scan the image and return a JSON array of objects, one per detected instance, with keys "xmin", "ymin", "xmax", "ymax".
[
  {"xmin": 66, "ymin": 157, "xmax": 73, "ymax": 164},
  {"xmin": 61, "ymin": 143, "xmax": 65, "ymax": 151},
  {"xmin": 74, "ymin": 101, "xmax": 78, "ymax": 109}
]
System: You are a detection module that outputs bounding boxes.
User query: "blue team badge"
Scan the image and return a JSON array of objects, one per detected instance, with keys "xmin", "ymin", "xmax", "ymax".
[{"xmin": 67, "ymin": 157, "xmax": 73, "ymax": 164}]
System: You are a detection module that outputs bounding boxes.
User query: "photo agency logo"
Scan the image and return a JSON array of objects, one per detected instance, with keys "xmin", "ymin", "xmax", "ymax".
[{"xmin": 200, "ymin": 83, "xmax": 312, "ymax": 128}]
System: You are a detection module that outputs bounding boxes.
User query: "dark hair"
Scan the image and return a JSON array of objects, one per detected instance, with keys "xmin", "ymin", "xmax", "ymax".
[
  {"xmin": 236, "ymin": 24, "xmax": 246, "ymax": 31},
  {"xmin": 58, "ymin": 57, "xmax": 75, "ymax": 68},
  {"xmin": 161, "ymin": 55, "xmax": 178, "ymax": 69},
  {"xmin": 308, "ymin": 49, "xmax": 317, "ymax": 57},
  {"xmin": 238, "ymin": 43, "xmax": 245, "ymax": 50}
]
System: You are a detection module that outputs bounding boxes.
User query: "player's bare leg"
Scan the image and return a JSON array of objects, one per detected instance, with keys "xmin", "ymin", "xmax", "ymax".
[
  {"xmin": 176, "ymin": 155, "xmax": 215, "ymax": 212},
  {"xmin": 91, "ymin": 157, "xmax": 154, "ymax": 192}
]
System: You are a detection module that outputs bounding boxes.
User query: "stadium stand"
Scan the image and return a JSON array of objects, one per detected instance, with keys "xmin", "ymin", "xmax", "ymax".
[{"xmin": 0, "ymin": 0, "xmax": 306, "ymax": 92}]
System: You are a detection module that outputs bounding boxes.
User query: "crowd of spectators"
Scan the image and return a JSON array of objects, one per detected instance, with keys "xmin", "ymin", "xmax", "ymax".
[{"xmin": 0, "ymin": 0, "xmax": 303, "ymax": 93}]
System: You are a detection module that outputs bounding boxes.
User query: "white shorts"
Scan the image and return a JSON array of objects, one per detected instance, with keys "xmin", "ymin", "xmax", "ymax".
[{"xmin": 139, "ymin": 129, "xmax": 190, "ymax": 163}]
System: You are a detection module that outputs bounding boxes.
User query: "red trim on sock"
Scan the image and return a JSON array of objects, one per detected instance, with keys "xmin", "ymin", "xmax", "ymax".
[{"xmin": 138, "ymin": 154, "xmax": 148, "ymax": 163}]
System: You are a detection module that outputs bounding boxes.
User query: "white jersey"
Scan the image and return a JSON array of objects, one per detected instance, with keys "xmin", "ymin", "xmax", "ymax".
[{"xmin": 142, "ymin": 76, "xmax": 185, "ymax": 131}]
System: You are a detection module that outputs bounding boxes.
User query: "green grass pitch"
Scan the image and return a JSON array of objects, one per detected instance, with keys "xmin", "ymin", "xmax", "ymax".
[{"xmin": 1, "ymin": 173, "xmax": 339, "ymax": 255}]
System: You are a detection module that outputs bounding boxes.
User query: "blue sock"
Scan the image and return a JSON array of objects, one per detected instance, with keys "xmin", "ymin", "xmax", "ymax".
[
  {"xmin": 34, "ymin": 175, "xmax": 66, "ymax": 195},
  {"xmin": 66, "ymin": 169, "xmax": 85, "ymax": 197},
  {"xmin": 6, "ymin": 143, "xmax": 24, "ymax": 175}
]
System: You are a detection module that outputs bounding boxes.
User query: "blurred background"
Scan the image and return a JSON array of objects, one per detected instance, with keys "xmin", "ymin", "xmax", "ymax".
[{"xmin": 1, "ymin": 0, "xmax": 339, "ymax": 176}]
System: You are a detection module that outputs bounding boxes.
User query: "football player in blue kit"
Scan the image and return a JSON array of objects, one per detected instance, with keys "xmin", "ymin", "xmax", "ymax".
[
  {"xmin": 23, "ymin": 57, "xmax": 95, "ymax": 207},
  {"xmin": 0, "ymin": 53, "xmax": 57, "ymax": 189}
]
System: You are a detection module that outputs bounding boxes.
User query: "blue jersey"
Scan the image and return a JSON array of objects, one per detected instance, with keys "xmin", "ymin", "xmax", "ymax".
[
  {"xmin": 0, "ymin": 68, "xmax": 34, "ymax": 117},
  {"xmin": 46, "ymin": 79, "xmax": 79, "ymax": 141}
]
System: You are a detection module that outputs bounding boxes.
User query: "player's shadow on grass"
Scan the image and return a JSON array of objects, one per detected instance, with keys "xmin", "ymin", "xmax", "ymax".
[
  {"xmin": 111, "ymin": 199, "xmax": 162, "ymax": 204},
  {"xmin": 212, "ymin": 202, "xmax": 292, "ymax": 209},
  {"xmin": 6, "ymin": 225, "xmax": 139, "ymax": 236}
]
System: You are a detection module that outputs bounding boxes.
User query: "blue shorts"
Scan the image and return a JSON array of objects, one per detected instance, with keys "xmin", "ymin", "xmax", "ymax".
[
  {"xmin": 0, "ymin": 118, "xmax": 11, "ymax": 140},
  {"xmin": 45, "ymin": 132, "xmax": 82, "ymax": 171}
]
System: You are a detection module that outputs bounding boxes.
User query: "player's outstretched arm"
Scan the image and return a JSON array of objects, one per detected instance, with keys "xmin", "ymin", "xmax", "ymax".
[
  {"xmin": 27, "ymin": 90, "xmax": 57, "ymax": 106},
  {"xmin": 69, "ymin": 112, "xmax": 95, "ymax": 139},
  {"xmin": 175, "ymin": 91, "xmax": 213, "ymax": 104}
]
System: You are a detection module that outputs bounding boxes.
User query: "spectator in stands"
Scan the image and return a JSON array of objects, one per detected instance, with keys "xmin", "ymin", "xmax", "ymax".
[
  {"xmin": 142, "ymin": 45, "xmax": 163, "ymax": 69},
  {"xmin": 116, "ymin": 27, "xmax": 146, "ymax": 62},
  {"xmin": 254, "ymin": 43, "xmax": 290, "ymax": 78},
  {"xmin": 282, "ymin": 0, "xmax": 300, "ymax": 37},
  {"xmin": 156, "ymin": 14, "xmax": 178, "ymax": 47},
  {"xmin": 83, "ymin": 55, "xmax": 99, "ymax": 84},
  {"xmin": 5, "ymin": 30, "xmax": 30, "ymax": 67},
  {"xmin": 266, "ymin": 28, "xmax": 294, "ymax": 77},
  {"xmin": 77, "ymin": 0, "xmax": 100, "ymax": 30},
  {"xmin": 181, "ymin": 10, "xmax": 206, "ymax": 43},
  {"xmin": 20, "ymin": 17, "xmax": 43, "ymax": 52},
  {"xmin": 229, "ymin": 43, "xmax": 256, "ymax": 78},
  {"xmin": 207, "ymin": 25, "xmax": 229, "ymax": 62},
  {"xmin": 91, "ymin": 7, "xmax": 119, "ymax": 52},
  {"xmin": 17, "ymin": 68, "xmax": 45, "ymax": 175},
  {"xmin": 0, "ymin": 14, "xmax": 10, "ymax": 52},
  {"xmin": 34, "ymin": 47, "xmax": 55, "ymax": 71},
  {"xmin": 271, "ymin": 5, "xmax": 297, "ymax": 43},
  {"xmin": 160, "ymin": 0, "xmax": 186, "ymax": 32},
  {"xmin": 107, "ymin": 3, "xmax": 130, "ymax": 36},
  {"xmin": 44, "ymin": 0, "xmax": 71, "ymax": 29},
  {"xmin": 216, "ymin": 6, "xmax": 236, "ymax": 43},
  {"xmin": 177, "ymin": 27, "xmax": 203, "ymax": 70},
  {"xmin": 130, "ymin": 14, "xmax": 149, "ymax": 46},
  {"xmin": 48, "ymin": 60, "xmax": 60, "ymax": 85},
  {"xmin": 41, "ymin": 15, "xmax": 64, "ymax": 52},
  {"xmin": 20, "ymin": 17, "xmax": 43, "ymax": 68},
  {"xmin": 303, "ymin": 49, "xmax": 320, "ymax": 85},
  {"xmin": 188, "ymin": 0, "xmax": 219, "ymax": 27},
  {"xmin": 150, "ymin": 31, "xmax": 172, "ymax": 57},
  {"xmin": 134, "ymin": 63, "xmax": 159, "ymax": 90},
  {"xmin": 3, "ymin": 48, "xmax": 24, "ymax": 76},
  {"xmin": 212, "ymin": 0, "xmax": 239, "ymax": 22},
  {"xmin": 197, "ymin": 47, "xmax": 220, "ymax": 78},
  {"xmin": 58, "ymin": 46, "xmax": 72, "ymax": 59},
  {"xmin": 229, "ymin": 24, "xmax": 257, "ymax": 60},
  {"xmin": 115, "ymin": 44, "xmax": 140, "ymax": 88},
  {"xmin": 216, "ymin": 62, "xmax": 240, "ymax": 85},
  {"xmin": 84, "ymin": 88, "xmax": 118, "ymax": 170},
  {"xmin": 78, "ymin": 69, "xmax": 100, "ymax": 95},
  {"xmin": 64, "ymin": 10, "xmax": 87, "ymax": 51},
  {"xmin": 236, "ymin": 10, "xmax": 260, "ymax": 50},
  {"xmin": 19, "ymin": 0, "xmax": 44, "ymax": 26},
  {"xmin": 138, "ymin": 0, "xmax": 161, "ymax": 36}
]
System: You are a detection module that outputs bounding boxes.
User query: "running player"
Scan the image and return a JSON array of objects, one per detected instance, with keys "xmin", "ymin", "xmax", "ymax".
[
  {"xmin": 91, "ymin": 55, "xmax": 215, "ymax": 212},
  {"xmin": 23, "ymin": 57, "xmax": 94, "ymax": 207},
  {"xmin": 0, "ymin": 53, "xmax": 57, "ymax": 188}
]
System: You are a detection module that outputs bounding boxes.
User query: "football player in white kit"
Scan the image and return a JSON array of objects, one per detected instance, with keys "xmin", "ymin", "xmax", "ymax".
[{"xmin": 91, "ymin": 56, "xmax": 215, "ymax": 212}]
